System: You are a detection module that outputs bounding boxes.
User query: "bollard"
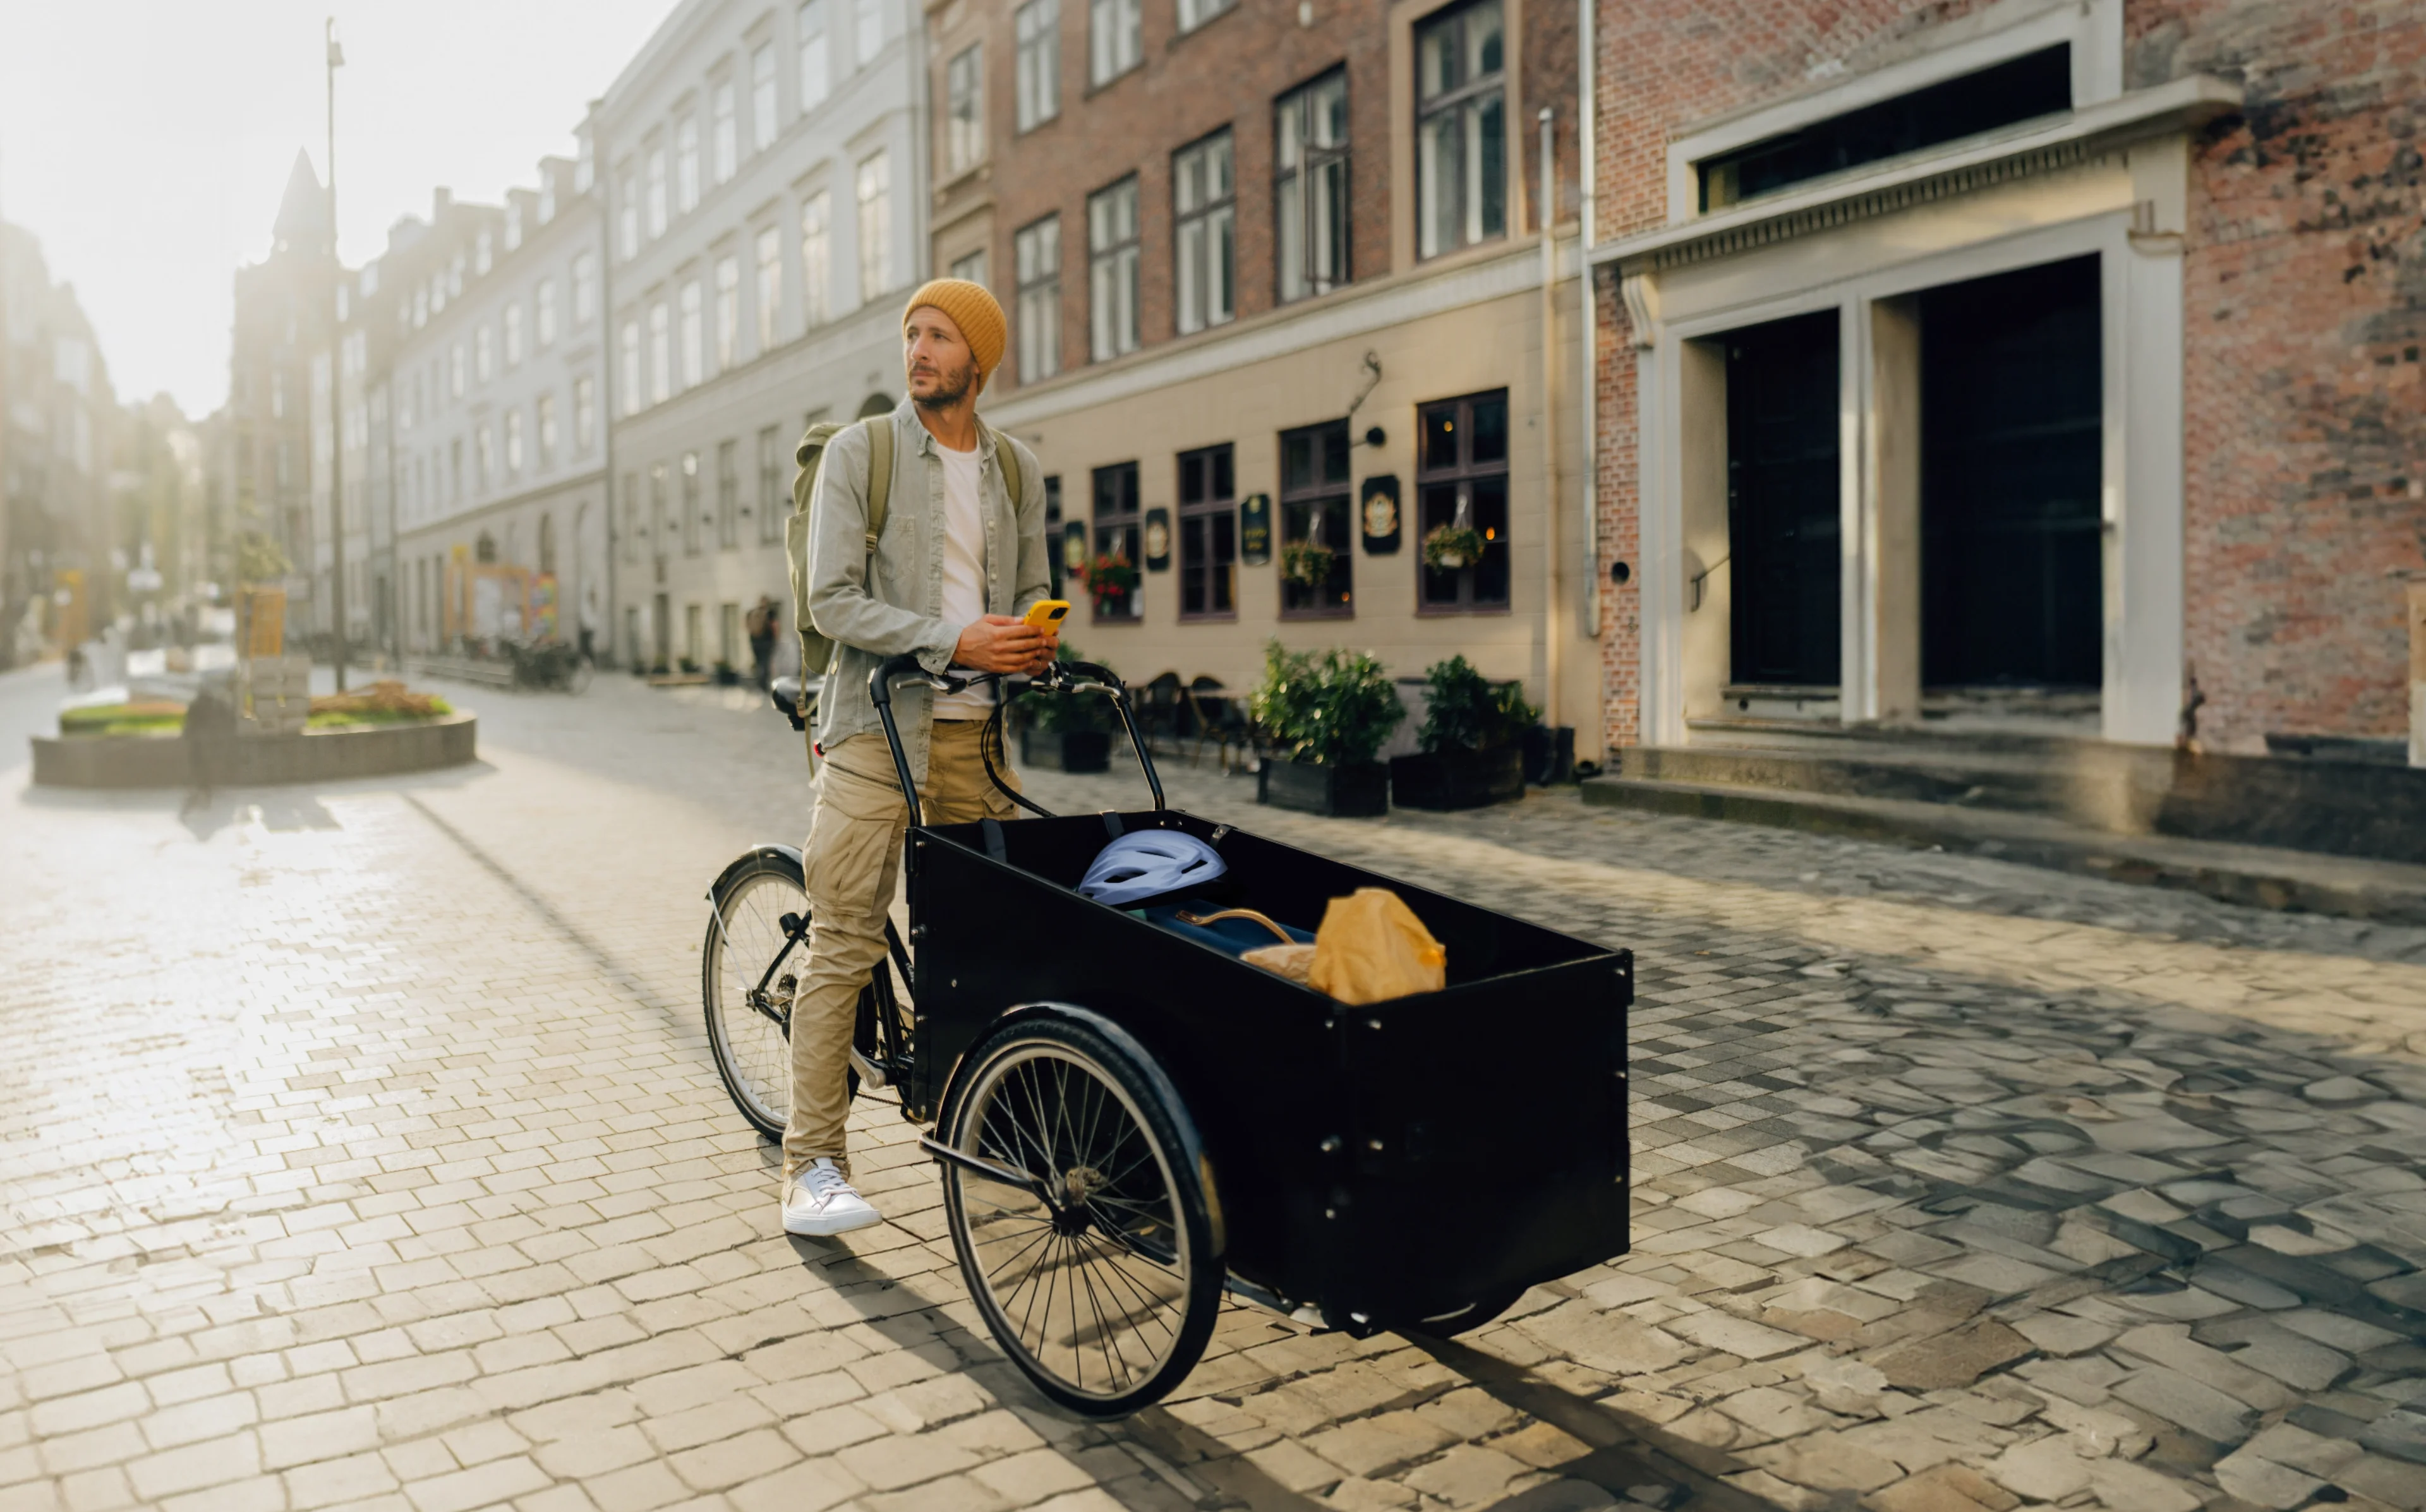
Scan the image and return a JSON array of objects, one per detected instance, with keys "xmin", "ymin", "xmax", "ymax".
[{"xmin": 2411, "ymin": 580, "xmax": 2426, "ymax": 768}]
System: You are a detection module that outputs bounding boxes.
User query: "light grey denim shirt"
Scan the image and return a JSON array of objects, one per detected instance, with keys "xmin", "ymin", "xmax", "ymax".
[{"xmin": 806, "ymin": 398, "xmax": 1051, "ymax": 786}]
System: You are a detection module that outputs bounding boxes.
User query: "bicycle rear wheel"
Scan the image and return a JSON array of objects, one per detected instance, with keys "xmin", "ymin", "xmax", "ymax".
[
  {"xmin": 938, "ymin": 1011, "xmax": 1222, "ymax": 1417},
  {"xmin": 704, "ymin": 854, "xmax": 807, "ymax": 1138}
]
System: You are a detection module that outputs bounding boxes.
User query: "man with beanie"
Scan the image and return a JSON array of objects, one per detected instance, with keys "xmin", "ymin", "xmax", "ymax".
[{"xmin": 780, "ymin": 279, "xmax": 1054, "ymax": 1236}]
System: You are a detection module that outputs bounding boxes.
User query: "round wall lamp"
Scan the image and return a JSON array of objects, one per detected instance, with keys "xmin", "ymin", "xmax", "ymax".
[
  {"xmin": 1609, "ymin": 560, "xmax": 1632, "ymax": 584},
  {"xmin": 1363, "ymin": 425, "xmax": 1386, "ymax": 448}
]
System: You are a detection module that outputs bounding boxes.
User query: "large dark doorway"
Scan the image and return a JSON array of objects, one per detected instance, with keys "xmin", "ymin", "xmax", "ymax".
[
  {"xmin": 1919, "ymin": 257, "xmax": 2102, "ymax": 690},
  {"xmin": 1726, "ymin": 310, "xmax": 1842, "ymax": 687}
]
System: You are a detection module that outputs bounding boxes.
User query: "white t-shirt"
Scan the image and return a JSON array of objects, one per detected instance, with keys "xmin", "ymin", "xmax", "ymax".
[{"xmin": 934, "ymin": 440, "xmax": 994, "ymax": 720}]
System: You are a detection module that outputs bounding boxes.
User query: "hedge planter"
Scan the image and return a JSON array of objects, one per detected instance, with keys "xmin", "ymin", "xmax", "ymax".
[
  {"xmin": 1389, "ymin": 745, "xmax": 1525, "ymax": 810},
  {"xmin": 32, "ymin": 712, "xmax": 478, "ymax": 789},
  {"xmin": 1021, "ymin": 728, "xmax": 1112, "ymax": 774},
  {"xmin": 1258, "ymin": 757, "xmax": 1389, "ymax": 818}
]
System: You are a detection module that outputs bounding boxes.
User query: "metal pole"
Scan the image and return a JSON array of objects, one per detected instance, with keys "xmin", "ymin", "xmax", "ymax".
[
  {"xmin": 1577, "ymin": 0, "xmax": 1598, "ymax": 647},
  {"xmin": 1539, "ymin": 105, "xmax": 1560, "ymax": 733},
  {"xmin": 327, "ymin": 16, "xmax": 347, "ymax": 690}
]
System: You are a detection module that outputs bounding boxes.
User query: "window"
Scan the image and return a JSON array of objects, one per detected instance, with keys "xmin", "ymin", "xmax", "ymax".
[
  {"xmin": 946, "ymin": 46, "xmax": 985, "ymax": 174},
  {"xmin": 797, "ymin": 195, "xmax": 831, "ymax": 328},
  {"xmin": 539, "ymin": 174, "xmax": 557, "ymax": 224},
  {"xmin": 717, "ymin": 439, "xmax": 740, "ymax": 549},
  {"xmin": 854, "ymin": 0, "xmax": 883, "ymax": 66},
  {"xmin": 799, "ymin": 0, "xmax": 830, "ymax": 111},
  {"xmin": 505, "ymin": 203, "xmax": 524, "ymax": 252},
  {"xmin": 680, "ymin": 280, "xmax": 704, "ymax": 389},
  {"xmin": 677, "ymin": 116, "xmax": 701, "ymax": 213},
  {"xmin": 715, "ymin": 256, "xmax": 740, "ymax": 372},
  {"xmin": 574, "ymin": 251, "xmax": 598, "ymax": 323},
  {"xmin": 1279, "ymin": 418, "xmax": 1352, "ymax": 615},
  {"xmin": 856, "ymin": 152, "xmax": 891, "ymax": 303},
  {"xmin": 477, "ymin": 424, "xmax": 495, "ymax": 490},
  {"xmin": 474, "ymin": 325, "xmax": 493, "ymax": 383},
  {"xmin": 505, "ymin": 408, "xmax": 524, "ymax": 476},
  {"xmin": 721, "ymin": 603, "xmax": 741, "ymax": 667},
  {"xmin": 621, "ymin": 476, "xmax": 639, "ymax": 560},
  {"xmin": 762, "ymin": 223, "xmax": 791, "ymax": 345},
  {"xmin": 751, "ymin": 44, "xmax": 778, "ymax": 150},
  {"xmin": 1277, "ymin": 69, "xmax": 1349, "ymax": 301},
  {"xmin": 476, "ymin": 231, "xmax": 493, "ymax": 274},
  {"xmin": 1416, "ymin": 389, "xmax": 1509, "ymax": 611},
  {"xmin": 682, "ymin": 450, "xmax": 703, "ymax": 555},
  {"xmin": 950, "ymin": 248, "xmax": 987, "ymax": 287},
  {"xmin": 687, "ymin": 604, "xmax": 704, "ymax": 664},
  {"xmin": 575, "ymin": 376, "xmax": 596, "ymax": 450},
  {"xmin": 617, "ymin": 167, "xmax": 639, "ymax": 260},
  {"xmin": 712, "ymin": 81, "xmax": 737, "ymax": 184},
  {"xmin": 536, "ymin": 392, "xmax": 558, "ymax": 470},
  {"xmin": 649, "ymin": 464, "xmax": 670, "ymax": 561},
  {"xmin": 1699, "ymin": 45, "xmax": 2071, "ymax": 210},
  {"xmin": 646, "ymin": 146, "xmax": 668, "ymax": 239},
  {"xmin": 1178, "ymin": 0, "xmax": 1231, "ymax": 29},
  {"xmin": 1087, "ymin": 177, "xmax": 1139, "ymax": 361},
  {"xmin": 1044, "ymin": 476, "xmax": 1066, "ymax": 597},
  {"xmin": 536, "ymin": 277, "xmax": 558, "ymax": 347},
  {"xmin": 504, "ymin": 301, "xmax": 524, "ymax": 366},
  {"xmin": 1091, "ymin": 461, "xmax": 1141, "ymax": 621},
  {"xmin": 619, "ymin": 319, "xmax": 641, "ymax": 415},
  {"xmin": 1178, "ymin": 443, "xmax": 1236, "ymax": 619},
  {"xmin": 649, "ymin": 301, "xmax": 671, "ymax": 403},
  {"xmin": 1090, "ymin": 0, "xmax": 1140, "ymax": 85},
  {"xmin": 450, "ymin": 438, "xmax": 464, "ymax": 498},
  {"xmin": 1173, "ymin": 131, "xmax": 1234, "ymax": 335},
  {"xmin": 1016, "ymin": 216, "xmax": 1061, "ymax": 383},
  {"xmin": 1415, "ymin": 0, "xmax": 1505, "ymax": 258},
  {"xmin": 758, "ymin": 425, "xmax": 784, "ymax": 544},
  {"xmin": 1015, "ymin": 0, "xmax": 1060, "ymax": 131}
]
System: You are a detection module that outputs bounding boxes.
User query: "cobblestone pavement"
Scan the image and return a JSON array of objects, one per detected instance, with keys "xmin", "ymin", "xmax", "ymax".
[{"xmin": 3, "ymin": 664, "xmax": 2423, "ymax": 1512}]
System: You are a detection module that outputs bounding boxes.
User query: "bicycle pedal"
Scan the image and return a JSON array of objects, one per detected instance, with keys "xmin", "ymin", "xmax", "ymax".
[{"xmin": 848, "ymin": 1046, "xmax": 888, "ymax": 1089}]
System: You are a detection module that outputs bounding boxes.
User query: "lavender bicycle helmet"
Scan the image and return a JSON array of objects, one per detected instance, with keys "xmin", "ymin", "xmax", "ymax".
[{"xmin": 1077, "ymin": 830, "xmax": 1228, "ymax": 906}]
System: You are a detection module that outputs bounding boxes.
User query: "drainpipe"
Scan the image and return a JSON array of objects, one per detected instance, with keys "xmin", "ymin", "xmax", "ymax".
[
  {"xmin": 1576, "ymin": 0, "xmax": 1597, "ymax": 647},
  {"xmin": 594, "ymin": 108, "xmax": 620, "ymax": 671},
  {"xmin": 1540, "ymin": 105, "xmax": 1561, "ymax": 734}
]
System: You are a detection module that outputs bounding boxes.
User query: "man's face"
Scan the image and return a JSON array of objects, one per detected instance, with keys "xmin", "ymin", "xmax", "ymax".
[{"xmin": 905, "ymin": 308, "xmax": 977, "ymax": 408}]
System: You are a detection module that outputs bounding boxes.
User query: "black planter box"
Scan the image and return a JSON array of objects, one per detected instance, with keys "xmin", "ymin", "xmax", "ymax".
[
  {"xmin": 1020, "ymin": 728, "xmax": 1112, "ymax": 773},
  {"xmin": 1390, "ymin": 746, "xmax": 1526, "ymax": 810},
  {"xmin": 1258, "ymin": 757, "xmax": 1389, "ymax": 817}
]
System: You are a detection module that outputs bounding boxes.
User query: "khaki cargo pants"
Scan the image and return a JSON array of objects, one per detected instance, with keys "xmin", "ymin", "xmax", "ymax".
[{"xmin": 783, "ymin": 720, "xmax": 1019, "ymax": 1178}]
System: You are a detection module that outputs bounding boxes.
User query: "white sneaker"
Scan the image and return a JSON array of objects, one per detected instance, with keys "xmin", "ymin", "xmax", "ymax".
[{"xmin": 783, "ymin": 1159, "xmax": 882, "ymax": 1237}]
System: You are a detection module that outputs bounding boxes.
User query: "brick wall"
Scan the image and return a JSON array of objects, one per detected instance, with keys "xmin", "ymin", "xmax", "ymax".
[
  {"xmin": 2141, "ymin": 0, "xmax": 2426, "ymax": 748},
  {"xmin": 1590, "ymin": 0, "xmax": 2426, "ymax": 752}
]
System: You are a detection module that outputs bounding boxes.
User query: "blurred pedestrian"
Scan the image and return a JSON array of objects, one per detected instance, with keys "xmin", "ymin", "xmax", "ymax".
[
  {"xmin": 747, "ymin": 594, "xmax": 779, "ymax": 689},
  {"xmin": 182, "ymin": 676, "xmax": 238, "ymax": 812}
]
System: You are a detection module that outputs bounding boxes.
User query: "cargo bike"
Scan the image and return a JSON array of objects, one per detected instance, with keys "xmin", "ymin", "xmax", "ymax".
[{"xmin": 702, "ymin": 653, "xmax": 1633, "ymax": 1417}]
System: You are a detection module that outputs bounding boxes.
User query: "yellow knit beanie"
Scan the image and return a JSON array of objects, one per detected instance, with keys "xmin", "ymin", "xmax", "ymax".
[{"xmin": 903, "ymin": 279, "xmax": 1008, "ymax": 394}]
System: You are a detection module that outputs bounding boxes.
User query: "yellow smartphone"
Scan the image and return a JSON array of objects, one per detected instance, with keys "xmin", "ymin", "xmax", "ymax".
[{"xmin": 1023, "ymin": 599, "xmax": 1071, "ymax": 630}]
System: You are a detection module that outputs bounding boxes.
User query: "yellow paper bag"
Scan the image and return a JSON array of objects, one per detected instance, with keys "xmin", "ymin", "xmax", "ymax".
[{"xmin": 1307, "ymin": 888, "xmax": 1447, "ymax": 1005}]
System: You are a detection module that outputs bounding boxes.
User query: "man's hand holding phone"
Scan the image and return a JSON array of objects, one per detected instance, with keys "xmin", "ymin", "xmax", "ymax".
[{"xmin": 953, "ymin": 615, "xmax": 1051, "ymax": 674}]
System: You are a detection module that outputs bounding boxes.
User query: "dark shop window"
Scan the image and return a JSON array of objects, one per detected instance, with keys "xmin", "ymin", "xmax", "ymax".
[
  {"xmin": 1092, "ymin": 460, "xmax": 1141, "ymax": 621},
  {"xmin": 1417, "ymin": 389, "xmax": 1511, "ymax": 613},
  {"xmin": 1044, "ymin": 474, "xmax": 1065, "ymax": 600},
  {"xmin": 1178, "ymin": 443, "xmax": 1236, "ymax": 620},
  {"xmin": 1699, "ymin": 45, "xmax": 2071, "ymax": 211},
  {"xmin": 1279, "ymin": 419, "xmax": 1353, "ymax": 617}
]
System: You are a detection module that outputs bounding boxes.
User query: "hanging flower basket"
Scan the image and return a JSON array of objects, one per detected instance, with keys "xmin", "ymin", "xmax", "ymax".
[
  {"xmin": 1423, "ymin": 524, "xmax": 1487, "ymax": 572},
  {"xmin": 1077, "ymin": 550, "xmax": 1139, "ymax": 613},
  {"xmin": 1281, "ymin": 539, "xmax": 1336, "ymax": 589}
]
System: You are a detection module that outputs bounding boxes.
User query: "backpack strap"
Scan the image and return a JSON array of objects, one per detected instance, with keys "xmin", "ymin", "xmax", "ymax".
[
  {"xmin": 982, "ymin": 421, "xmax": 1030, "ymax": 512},
  {"xmin": 862, "ymin": 416, "xmax": 894, "ymax": 555}
]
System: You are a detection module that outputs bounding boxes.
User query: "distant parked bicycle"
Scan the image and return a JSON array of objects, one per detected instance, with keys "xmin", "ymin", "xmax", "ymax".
[{"xmin": 503, "ymin": 637, "xmax": 593, "ymax": 693}]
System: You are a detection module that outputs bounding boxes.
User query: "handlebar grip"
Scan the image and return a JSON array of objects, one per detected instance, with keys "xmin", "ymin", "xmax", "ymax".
[{"xmin": 867, "ymin": 653, "xmax": 930, "ymax": 708}]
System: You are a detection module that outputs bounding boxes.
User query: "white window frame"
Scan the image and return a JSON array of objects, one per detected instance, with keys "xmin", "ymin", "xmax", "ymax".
[
  {"xmin": 752, "ymin": 44, "xmax": 778, "ymax": 150},
  {"xmin": 1015, "ymin": 215, "xmax": 1061, "ymax": 383},
  {"xmin": 855, "ymin": 152, "xmax": 891, "ymax": 304},
  {"xmin": 1178, "ymin": 0, "xmax": 1231, "ymax": 32},
  {"xmin": 1089, "ymin": 0, "xmax": 1140, "ymax": 87},
  {"xmin": 798, "ymin": 195, "xmax": 831, "ymax": 327},
  {"xmin": 1087, "ymin": 175, "xmax": 1139, "ymax": 361},
  {"xmin": 760, "ymin": 222, "xmax": 790, "ymax": 346},
  {"xmin": 712, "ymin": 80, "xmax": 738, "ymax": 184},
  {"xmin": 1015, "ymin": 0, "xmax": 1060, "ymax": 132},
  {"xmin": 946, "ymin": 45, "xmax": 985, "ymax": 175},
  {"xmin": 799, "ymin": 0, "xmax": 831, "ymax": 111},
  {"xmin": 715, "ymin": 255, "xmax": 740, "ymax": 371},
  {"xmin": 536, "ymin": 277, "xmax": 558, "ymax": 347},
  {"xmin": 574, "ymin": 251, "xmax": 599, "ymax": 324},
  {"xmin": 853, "ymin": 0, "xmax": 884, "ymax": 68},
  {"xmin": 679, "ymin": 279, "xmax": 704, "ymax": 389}
]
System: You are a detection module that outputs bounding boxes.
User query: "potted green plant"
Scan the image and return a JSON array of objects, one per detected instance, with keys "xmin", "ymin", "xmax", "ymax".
[
  {"xmin": 1390, "ymin": 656, "xmax": 1535, "ymax": 810},
  {"xmin": 1280, "ymin": 539, "xmax": 1336, "ymax": 590},
  {"xmin": 1249, "ymin": 641, "xmax": 1403, "ymax": 817},
  {"xmin": 1018, "ymin": 642, "xmax": 1118, "ymax": 772},
  {"xmin": 713, "ymin": 659, "xmax": 740, "ymax": 687}
]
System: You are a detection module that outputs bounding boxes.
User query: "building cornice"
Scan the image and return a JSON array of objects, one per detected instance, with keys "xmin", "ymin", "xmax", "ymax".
[{"xmin": 1587, "ymin": 73, "xmax": 2240, "ymax": 275}]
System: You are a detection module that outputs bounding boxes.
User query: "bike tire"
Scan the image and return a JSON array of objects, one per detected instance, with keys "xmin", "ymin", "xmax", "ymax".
[
  {"xmin": 938, "ymin": 1011, "xmax": 1222, "ymax": 1417},
  {"xmin": 704, "ymin": 853, "xmax": 877, "ymax": 1139}
]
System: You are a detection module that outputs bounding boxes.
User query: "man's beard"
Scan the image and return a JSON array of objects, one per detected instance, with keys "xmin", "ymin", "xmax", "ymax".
[{"xmin": 912, "ymin": 359, "xmax": 975, "ymax": 410}]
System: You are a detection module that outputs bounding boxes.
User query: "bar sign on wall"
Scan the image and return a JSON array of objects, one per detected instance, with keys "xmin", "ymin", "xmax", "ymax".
[{"xmin": 1239, "ymin": 493, "xmax": 1272, "ymax": 566}]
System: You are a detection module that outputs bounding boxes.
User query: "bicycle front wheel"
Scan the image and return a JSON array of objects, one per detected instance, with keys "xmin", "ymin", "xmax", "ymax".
[
  {"xmin": 939, "ymin": 1012, "xmax": 1222, "ymax": 1417},
  {"xmin": 703, "ymin": 853, "xmax": 809, "ymax": 1138}
]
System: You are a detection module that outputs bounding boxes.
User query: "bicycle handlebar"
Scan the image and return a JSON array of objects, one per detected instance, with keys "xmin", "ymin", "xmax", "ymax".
[{"xmin": 862, "ymin": 652, "xmax": 1165, "ymax": 823}]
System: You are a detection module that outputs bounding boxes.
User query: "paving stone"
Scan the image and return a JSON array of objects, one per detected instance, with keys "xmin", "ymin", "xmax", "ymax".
[
  {"xmin": 2082, "ymin": 1456, "xmax": 2201, "ymax": 1512},
  {"xmin": 2210, "ymin": 1446, "xmax": 2327, "ymax": 1509},
  {"xmin": 1871, "ymin": 1319, "xmax": 2034, "ymax": 1391},
  {"xmin": 2359, "ymin": 1408, "xmax": 2426, "ymax": 1465},
  {"xmin": 1983, "ymin": 1436, "xmax": 2092, "ymax": 1501},
  {"xmin": 1662, "ymin": 1310, "xmax": 1803, "ymax": 1361},
  {"xmin": 2109, "ymin": 1367, "xmax": 2257, "ymax": 1446}
]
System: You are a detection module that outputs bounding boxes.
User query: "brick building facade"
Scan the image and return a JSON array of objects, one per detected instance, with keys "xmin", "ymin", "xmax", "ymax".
[
  {"xmin": 944, "ymin": 0, "xmax": 1595, "ymax": 739},
  {"xmin": 1588, "ymin": 0, "xmax": 2426, "ymax": 757}
]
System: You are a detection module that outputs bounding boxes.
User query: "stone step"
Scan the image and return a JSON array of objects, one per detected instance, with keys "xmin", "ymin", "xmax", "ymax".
[
  {"xmin": 1622, "ymin": 741, "xmax": 2164, "ymax": 829},
  {"xmin": 1579, "ymin": 774, "xmax": 2426, "ymax": 925}
]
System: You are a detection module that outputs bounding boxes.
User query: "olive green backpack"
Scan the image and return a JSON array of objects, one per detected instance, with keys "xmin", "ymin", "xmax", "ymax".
[{"xmin": 784, "ymin": 416, "xmax": 1030, "ymax": 714}]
